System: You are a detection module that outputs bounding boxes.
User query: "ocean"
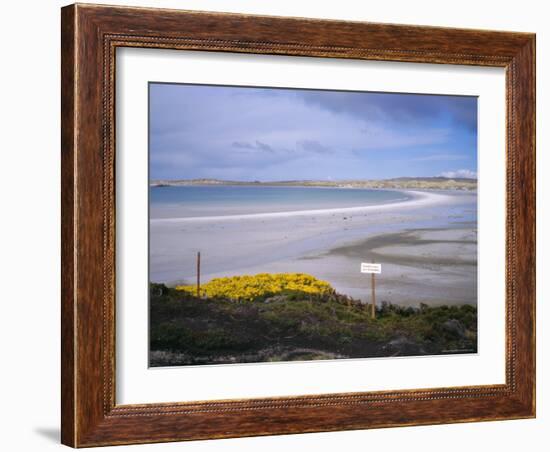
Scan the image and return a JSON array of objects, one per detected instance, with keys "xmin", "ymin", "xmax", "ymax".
[{"xmin": 149, "ymin": 185, "xmax": 413, "ymax": 219}]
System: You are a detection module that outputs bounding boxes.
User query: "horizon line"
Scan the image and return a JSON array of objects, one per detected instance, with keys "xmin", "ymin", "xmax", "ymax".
[{"xmin": 150, "ymin": 176, "xmax": 478, "ymax": 182}]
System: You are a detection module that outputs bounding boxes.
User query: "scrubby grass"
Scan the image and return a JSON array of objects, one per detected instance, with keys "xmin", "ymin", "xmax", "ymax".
[{"xmin": 149, "ymin": 282, "xmax": 477, "ymax": 366}]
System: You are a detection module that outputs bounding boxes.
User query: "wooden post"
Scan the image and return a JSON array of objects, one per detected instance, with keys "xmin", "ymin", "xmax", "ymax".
[
  {"xmin": 371, "ymin": 273, "xmax": 376, "ymax": 319},
  {"xmin": 196, "ymin": 251, "xmax": 201, "ymax": 298},
  {"xmin": 361, "ymin": 261, "xmax": 380, "ymax": 318}
]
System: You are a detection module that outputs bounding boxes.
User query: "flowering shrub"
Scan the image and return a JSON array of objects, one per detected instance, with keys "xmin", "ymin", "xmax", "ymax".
[{"xmin": 175, "ymin": 273, "xmax": 333, "ymax": 302}]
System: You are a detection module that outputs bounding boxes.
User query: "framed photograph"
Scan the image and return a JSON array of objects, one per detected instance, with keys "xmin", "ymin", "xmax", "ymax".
[{"xmin": 61, "ymin": 3, "xmax": 535, "ymax": 447}]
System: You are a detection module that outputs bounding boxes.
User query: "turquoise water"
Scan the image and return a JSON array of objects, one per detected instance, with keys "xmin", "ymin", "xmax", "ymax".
[{"xmin": 149, "ymin": 185, "xmax": 412, "ymax": 219}]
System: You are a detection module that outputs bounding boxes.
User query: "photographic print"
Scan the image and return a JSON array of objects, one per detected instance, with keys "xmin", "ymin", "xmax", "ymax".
[{"xmin": 148, "ymin": 83, "xmax": 478, "ymax": 367}]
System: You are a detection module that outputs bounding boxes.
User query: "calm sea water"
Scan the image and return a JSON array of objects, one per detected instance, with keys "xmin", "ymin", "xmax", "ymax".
[{"xmin": 149, "ymin": 185, "xmax": 412, "ymax": 219}]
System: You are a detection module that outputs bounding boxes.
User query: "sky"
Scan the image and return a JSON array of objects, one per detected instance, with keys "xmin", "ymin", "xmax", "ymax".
[{"xmin": 149, "ymin": 83, "xmax": 477, "ymax": 181}]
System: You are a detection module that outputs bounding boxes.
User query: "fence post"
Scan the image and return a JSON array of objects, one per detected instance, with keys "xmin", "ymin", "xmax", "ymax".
[
  {"xmin": 371, "ymin": 272, "xmax": 376, "ymax": 319},
  {"xmin": 196, "ymin": 251, "xmax": 201, "ymax": 297}
]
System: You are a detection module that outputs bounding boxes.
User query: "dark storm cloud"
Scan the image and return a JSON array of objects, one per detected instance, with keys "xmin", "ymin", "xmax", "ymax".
[{"xmin": 298, "ymin": 91, "xmax": 477, "ymax": 131}]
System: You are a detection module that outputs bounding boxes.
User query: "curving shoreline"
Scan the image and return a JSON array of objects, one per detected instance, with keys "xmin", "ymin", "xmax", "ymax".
[
  {"xmin": 150, "ymin": 189, "xmax": 477, "ymax": 306},
  {"xmin": 150, "ymin": 190, "xmax": 452, "ymax": 223}
]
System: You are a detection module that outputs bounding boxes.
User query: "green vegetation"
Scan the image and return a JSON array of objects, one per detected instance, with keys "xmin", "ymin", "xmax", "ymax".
[{"xmin": 150, "ymin": 279, "xmax": 477, "ymax": 366}]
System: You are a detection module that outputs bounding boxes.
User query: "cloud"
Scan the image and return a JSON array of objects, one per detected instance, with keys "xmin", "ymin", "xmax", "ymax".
[
  {"xmin": 298, "ymin": 140, "xmax": 332, "ymax": 154},
  {"xmin": 299, "ymin": 91, "xmax": 478, "ymax": 132},
  {"xmin": 255, "ymin": 141, "xmax": 274, "ymax": 152},
  {"xmin": 413, "ymin": 153, "xmax": 467, "ymax": 162},
  {"xmin": 232, "ymin": 141, "xmax": 254, "ymax": 150},
  {"xmin": 439, "ymin": 169, "xmax": 477, "ymax": 179},
  {"xmin": 232, "ymin": 140, "xmax": 275, "ymax": 153},
  {"xmin": 231, "ymin": 139, "xmax": 335, "ymax": 161},
  {"xmin": 149, "ymin": 83, "xmax": 477, "ymax": 180}
]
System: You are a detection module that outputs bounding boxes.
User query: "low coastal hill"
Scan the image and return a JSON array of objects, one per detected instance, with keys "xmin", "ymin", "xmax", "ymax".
[{"xmin": 150, "ymin": 177, "xmax": 477, "ymax": 191}]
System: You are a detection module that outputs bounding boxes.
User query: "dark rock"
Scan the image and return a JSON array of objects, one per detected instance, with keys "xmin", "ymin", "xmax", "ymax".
[
  {"xmin": 442, "ymin": 319, "xmax": 467, "ymax": 339},
  {"xmin": 383, "ymin": 335, "xmax": 426, "ymax": 356}
]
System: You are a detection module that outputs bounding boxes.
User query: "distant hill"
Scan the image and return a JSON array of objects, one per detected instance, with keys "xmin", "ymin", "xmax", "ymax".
[
  {"xmin": 151, "ymin": 177, "xmax": 477, "ymax": 191},
  {"xmin": 388, "ymin": 176, "xmax": 476, "ymax": 183}
]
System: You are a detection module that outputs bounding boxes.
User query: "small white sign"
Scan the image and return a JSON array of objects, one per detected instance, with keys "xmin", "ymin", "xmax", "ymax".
[{"xmin": 361, "ymin": 263, "xmax": 381, "ymax": 274}]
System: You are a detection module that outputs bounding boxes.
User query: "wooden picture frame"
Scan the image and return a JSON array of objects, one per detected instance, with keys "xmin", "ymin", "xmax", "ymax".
[{"xmin": 61, "ymin": 3, "xmax": 535, "ymax": 447}]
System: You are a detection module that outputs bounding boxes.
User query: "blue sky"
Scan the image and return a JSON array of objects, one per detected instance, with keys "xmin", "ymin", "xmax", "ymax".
[{"xmin": 149, "ymin": 83, "xmax": 477, "ymax": 181}]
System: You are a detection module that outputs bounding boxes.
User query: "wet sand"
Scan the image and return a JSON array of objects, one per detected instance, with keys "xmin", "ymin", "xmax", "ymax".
[{"xmin": 322, "ymin": 227, "xmax": 477, "ymax": 306}]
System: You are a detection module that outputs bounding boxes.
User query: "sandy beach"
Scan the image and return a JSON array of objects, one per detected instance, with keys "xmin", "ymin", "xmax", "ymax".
[{"xmin": 150, "ymin": 189, "xmax": 477, "ymax": 307}]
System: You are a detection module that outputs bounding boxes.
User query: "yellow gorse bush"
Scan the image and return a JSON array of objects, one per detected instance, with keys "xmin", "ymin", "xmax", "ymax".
[{"xmin": 175, "ymin": 273, "xmax": 333, "ymax": 302}]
